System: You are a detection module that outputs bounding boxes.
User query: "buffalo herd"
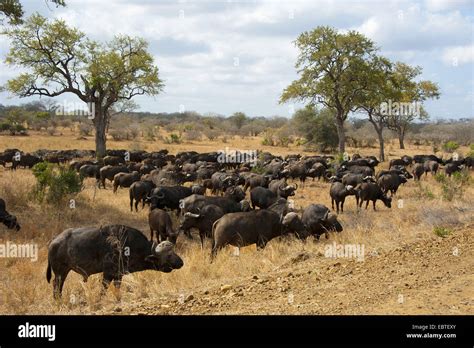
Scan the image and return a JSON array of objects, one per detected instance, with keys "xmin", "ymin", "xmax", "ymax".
[{"xmin": 0, "ymin": 147, "xmax": 472, "ymax": 297}]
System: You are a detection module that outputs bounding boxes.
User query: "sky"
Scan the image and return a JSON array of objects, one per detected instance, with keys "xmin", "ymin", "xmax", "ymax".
[{"xmin": 0, "ymin": 0, "xmax": 473, "ymax": 120}]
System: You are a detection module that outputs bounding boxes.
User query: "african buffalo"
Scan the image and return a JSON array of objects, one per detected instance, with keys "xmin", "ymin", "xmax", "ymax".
[{"xmin": 46, "ymin": 225, "xmax": 183, "ymax": 298}]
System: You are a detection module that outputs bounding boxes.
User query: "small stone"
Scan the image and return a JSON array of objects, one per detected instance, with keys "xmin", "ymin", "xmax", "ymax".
[
  {"xmin": 252, "ymin": 275, "xmax": 259, "ymax": 280},
  {"xmin": 113, "ymin": 307, "xmax": 122, "ymax": 312},
  {"xmin": 185, "ymin": 294, "xmax": 194, "ymax": 302}
]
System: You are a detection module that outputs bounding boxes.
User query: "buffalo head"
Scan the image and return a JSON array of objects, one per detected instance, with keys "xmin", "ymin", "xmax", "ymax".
[{"xmin": 146, "ymin": 241, "xmax": 183, "ymax": 273}]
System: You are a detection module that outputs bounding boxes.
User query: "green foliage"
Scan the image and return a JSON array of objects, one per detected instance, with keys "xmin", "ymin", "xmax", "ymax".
[
  {"xmin": 468, "ymin": 144, "xmax": 474, "ymax": 158},
  {"xmin": 32, "ymin": 162, "xmax": 83, "ymax": 205},
  {"xmin": 292, "ymin": 106, "xmax": 338, "ymax": 152},
  {"xmin": 229, "ymin": 112, "xmax": 247, "ymax": 129},
  {"xmin": 250, "ymin": 164, "xmax": 266, "ymax": 174},
  {"xmin": 145, "ymin": 127, "xmax": 156, "ymax": 141},
  {"xmin": 165, "ymin": 133, "xmax": 181, "ymax": 144},
  {"xmin": 434, "ymin": 171, "xmax": 470, "ymax": 201},
  {"xmin": 0, "ymin": 0, "xmax": 65, "ymax": 24},
  {"xmin": 442, "ymin": 141, "xmax": 459, "ymax": 153},
  {"xmin": 261, "ymin": 130, "xmax": 275, "ymax": 146},
  {"xmin": 433, "ymin": 226, "xmax": 452, "ymax": 238},
  {"xmin": 414, "ymin": 181, "xmax": 435, "ymax": 200}
]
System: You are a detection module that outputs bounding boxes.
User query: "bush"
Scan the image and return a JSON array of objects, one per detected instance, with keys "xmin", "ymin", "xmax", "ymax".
[
  {"xmin": 414, "ymin": 181, "xmax": 435, "ymax": 200},
  {"xmin": 261, "ymin": 130, "xmax": 275, "ymax": 146},
  {"xmin": 442, "ymin": 141, "xmax": 459, "ymax": 153},
  {"xmin": 433, "ymin": 226, "xmax": 451, "ymax": 238},
  {"xmin": 165, "ymin": 133, "xmax": 182, "ymax": 144},
  {"xmin": 184, "ymin": 129, "xmax": 202, "ymax": 142},
  {"xmin": 110, "ymin": 129, "xmax": 126, "ymax": 141},
  {"xmin": 127, "ymin": 124, "xmax": 140, "ymax": 140},
  {"xmin": 32, "ymin": 162, "xmax": 83, "ymax": 206},
  {"xmin": 46, "ymin": 126, "xmax": 57, "ymax": 136},
  {"xmin": 144, "ymin": 127, "xmax": 156, "ymax": 141},
  {"xmin": 79, "ymin": 123, "xmax": 93, "ymax": 136},
  {"xmin": 434, "ymin": 171, "xmax": 470, "ymax": 201},
  {"xmin": 0, "ymin": 122, "xmax": 12, "ymax": 132},
  {"xmin": 292, "ymin": 106, "xmax": 338, "ymax": 152},
  {"xmin": 203, "ymin": 128, "xmax": 220, "ymax": 141}
]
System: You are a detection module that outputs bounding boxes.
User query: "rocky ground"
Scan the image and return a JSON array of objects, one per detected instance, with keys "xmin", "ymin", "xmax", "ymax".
[{"xmin": 106, "ymin": 225, "xmax": 473, "ymax": 315}]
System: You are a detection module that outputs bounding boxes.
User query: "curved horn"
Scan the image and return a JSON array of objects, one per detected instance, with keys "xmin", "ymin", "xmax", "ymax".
[
  {"xmin": 293, "ymin": 183, "xmax": 298, "ymax": 190},
  {"xmin": 184, "ymin": 212, "xmax": 200, "ymax": 218},
  {"xmin": 155, "ymin": 241, "xmax": 174, "ymax": 253},
  {"xmin": 155, "ymin": 191, "xmax": 165, "ymax": 199},
  {"xmin": 323, "ymin": 209, "xmax": 329, "ymax": 221}
]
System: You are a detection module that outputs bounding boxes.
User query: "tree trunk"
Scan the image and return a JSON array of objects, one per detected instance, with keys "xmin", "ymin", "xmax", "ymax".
[
  {"xmin": 368, "ymin": 116, "xmax": 385, "ymax": 162},
  {"xmin": 93, "ymin": 103, "xmax": 107, "ymax": 159},
  {"xmin": 377, "ymin": 129, "xmax": 385, "ymax": 162},
  {"xmin": 398, "ymin": 128, "xmax": 405, "ymax": 150},
  {"xmin": 335, "ymin": 114, "xmax": 345, "ymax": 153}
]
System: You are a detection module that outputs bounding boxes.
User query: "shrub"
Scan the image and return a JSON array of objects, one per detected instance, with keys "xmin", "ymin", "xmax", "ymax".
[
  {"xmin": 433, "ymin": 226, "xmax": 451, "ymax": 238},
  {"xmin": 79, "ymin": 123, "xmax": 93, "ymax": 136},
  {"xmin": 434, "ymin": 171, "xmax": 470, "ymax": 201},
  {"xmin": 292, "ymin": 106, "xmax": 338, "ymax": 152},
  {"xmin": 261, "ymin": 130, "xmax": 275, "ymax": 146},
  {"xmin": 110, "ymin": 129, "xmax": 126, "ymax": 141},
  {"xmin": 0, "ymin": 122, "xmax": 12, "ymax": 132},
  {"xmin": 442, "ymin": 141, "xmax": 459, "ymax": 153},
  {"xmin": 127, "ymin": 124, "xmax": 140, "ymax": 140},
  {"xmin": 165, "ymin": 133, "xmax": 182, "ymax": 144},
  {"xmin": 414, "ymin": 181, "xmax": 435, "ymax": 200},
  {"xmin": 203, "ymin": 128, "xmax": 220, "ymax": 141},
  {"xmin": 32, "ymin": 162, "xmax": 83, "ymax": 206},
  {"xmin": 46, "ymin": 126, "xmax": 56, "ymax": 136},
  {"xmin": 184, "ymin": 129, "xmax": 202, "ymax": 142},
  {"xmin": 144, "ymin": 127, "xmax": 156, "ymax": 141}
]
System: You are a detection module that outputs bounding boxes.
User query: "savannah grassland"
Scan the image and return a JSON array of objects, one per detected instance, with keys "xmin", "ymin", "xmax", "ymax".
[{"xmin": 0, "ymin": 128, "xmax": 472, "ymax": 315}]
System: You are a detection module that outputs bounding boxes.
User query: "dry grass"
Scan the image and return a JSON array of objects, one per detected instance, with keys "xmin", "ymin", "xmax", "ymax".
[{"xmin": 0, "ymin": 132, "xmax": 472, "ymax": 314}]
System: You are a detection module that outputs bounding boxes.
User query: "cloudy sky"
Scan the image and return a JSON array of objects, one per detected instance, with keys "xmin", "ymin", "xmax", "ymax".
[{"xmin": 0, "ymin": 0, "xmax": 472, "ymax": 119}]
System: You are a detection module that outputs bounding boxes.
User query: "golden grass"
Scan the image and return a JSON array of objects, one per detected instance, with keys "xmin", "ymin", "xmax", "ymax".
[{"xmin": 0, "ymin": 132, "xmax": 472, "ymax": 314}]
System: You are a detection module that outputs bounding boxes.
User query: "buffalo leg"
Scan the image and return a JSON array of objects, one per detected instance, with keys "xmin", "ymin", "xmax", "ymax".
[
  {"xmin": 53, "ymin": 270, "xmax": 70, "ymax": 299},
  {"xmin": 256, "ymin": 238, "xmax": 267, "ymax": 250},
  {"xmin": 150, "ymin": 227, "xmax": 154, "ymax": 242},
  {"xmin": 365, "ymin": 200, "xmax": 369, "ymax": 210},
  {"xmin": 340, "ymin": 199, "xmax": 344, "ymax": 213},
  {"xmin": 199, "ymin": 232, "xmax": 205, "ymax": 250},
  {"xmin": 331, "ymin": 198, "xmax": 335, "ymax": 210},
  {"xmin": 372, "ymin": 200, "xmax": 377, "ymax": 211}
]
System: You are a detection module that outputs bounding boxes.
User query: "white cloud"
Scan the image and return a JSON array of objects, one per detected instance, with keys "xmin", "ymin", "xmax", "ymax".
[{"xmin": 441, "ymin": 45, "xmax": 474, "ymax": 66}]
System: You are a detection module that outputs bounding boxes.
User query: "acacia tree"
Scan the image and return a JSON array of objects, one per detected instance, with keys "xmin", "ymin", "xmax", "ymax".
[
  {"xmin": 280, "ymin": 26, "xmax": 378, "ymax": 153},
  {"xmin": 3, "ymin": 14, "xmax": 163, "ymax": 157},
  {"xmin": 386, "ymin": 62, "xmax": 440, "ymax": 149}
]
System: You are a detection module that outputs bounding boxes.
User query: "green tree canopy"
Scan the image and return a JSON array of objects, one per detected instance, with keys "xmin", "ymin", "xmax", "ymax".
[
  {"xmin": 385, "ymin": 62, "xmax": 440, "ymax": 149},
  {"xmin": 280, "ymin": 26, "xmax": 379, "ymax": 153}
]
